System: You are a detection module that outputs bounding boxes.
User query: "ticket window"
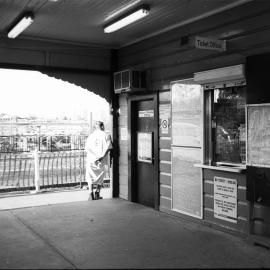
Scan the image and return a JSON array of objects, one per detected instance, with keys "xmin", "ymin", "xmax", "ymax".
[{"xmin": 204, "ymin": 84, "xmax": 247, "ymax": 167}]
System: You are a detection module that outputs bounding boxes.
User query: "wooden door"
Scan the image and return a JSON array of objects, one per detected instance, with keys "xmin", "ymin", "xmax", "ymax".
[{"xmin": 128, "ymin": 94, "xmax": 159, "ymax": 209}]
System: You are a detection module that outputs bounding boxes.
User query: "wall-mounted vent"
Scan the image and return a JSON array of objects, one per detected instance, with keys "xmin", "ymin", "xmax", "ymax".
[
  {"xmin": 180, "ymin": 36, "xmax": 189, "ymax": 46},
  {"xmin": 114, "ymin": 69, "xmax": 146, "ymax": 94}
]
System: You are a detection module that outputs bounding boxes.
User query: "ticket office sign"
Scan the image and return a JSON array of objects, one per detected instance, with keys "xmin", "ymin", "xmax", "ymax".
[
  {"xmin": 214, "ymin": 177, "xmax": 237, "ymax": 223},
  {"xmin": 194, "ymin": 36, "xmax": 226, "ymax": 52}
]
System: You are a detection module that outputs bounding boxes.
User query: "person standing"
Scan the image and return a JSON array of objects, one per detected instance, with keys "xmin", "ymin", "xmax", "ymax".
[{"xmin": 85, "ymin": 121, "xmax": 112, "ymax": 200}]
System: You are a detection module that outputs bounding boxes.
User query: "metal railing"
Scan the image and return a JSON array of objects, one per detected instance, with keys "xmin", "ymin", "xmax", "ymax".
[
  {"xmin": 0, "ymin": 150, "xmax": 111, "ymax": 192},
  {"xmin": 0, "ymin": 152, "xmax": 35, "ymax": 190},
  {"xmin": 0, "ymin": 135, "xmax": 88, "ymax": 153},
  {"xmin": 0, "ymin": 150, "xmax": 86, "ymax": 192},
  {"xmin": 38, "ymin": 150, "xmax": 86, "ymax": 188}
]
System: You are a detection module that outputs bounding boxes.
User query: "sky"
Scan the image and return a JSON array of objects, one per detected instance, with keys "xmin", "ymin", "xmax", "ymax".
[{"xmin": 0, "ymin": 68, "xmax": 109, "ymax": 120}]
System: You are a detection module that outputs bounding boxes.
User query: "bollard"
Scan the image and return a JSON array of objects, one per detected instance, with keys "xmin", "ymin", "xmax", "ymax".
[{"xmin": 31, "ymin": 149, "xmax": 40, "ymax": 194}]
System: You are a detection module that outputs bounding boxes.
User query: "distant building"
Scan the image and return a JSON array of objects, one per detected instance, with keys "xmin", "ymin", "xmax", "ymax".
[{"xmin": 0, "ymin": 114, "xmax": 91, "ymax": 137}]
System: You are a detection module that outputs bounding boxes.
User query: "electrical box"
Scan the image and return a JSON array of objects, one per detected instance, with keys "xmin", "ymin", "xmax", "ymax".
[{"xmin": 114, "ymin": 69, "xmax": 146, "ymax": 94}]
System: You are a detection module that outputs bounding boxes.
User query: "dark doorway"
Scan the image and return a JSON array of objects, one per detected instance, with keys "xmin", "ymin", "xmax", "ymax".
[{"xmin": 128, "ymin": 94, "xmax": 159, "ymax": 209}]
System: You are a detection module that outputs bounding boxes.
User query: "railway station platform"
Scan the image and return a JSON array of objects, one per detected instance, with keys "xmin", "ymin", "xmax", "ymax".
[{"xmin": 0, "ymin": 193, "xmax": 270, "ymax": 269}]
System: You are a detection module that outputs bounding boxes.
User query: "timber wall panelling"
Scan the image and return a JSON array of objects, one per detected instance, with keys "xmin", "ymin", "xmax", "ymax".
[
  {"xmin": 116, "ymin": 0, "xmax": 270, "ymax": 236},
  {"xmin": 0, "ymin": 37, "xmax": 111, "ymax": 101},
  {"xmin": 118, "ymin": 1, "xmax": 270, "ymax": 91}
]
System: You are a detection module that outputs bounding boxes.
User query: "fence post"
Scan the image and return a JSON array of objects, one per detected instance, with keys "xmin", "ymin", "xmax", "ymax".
[{"xmin": 32, "ymin": 149, "xmax": 40, "ymax": 193}]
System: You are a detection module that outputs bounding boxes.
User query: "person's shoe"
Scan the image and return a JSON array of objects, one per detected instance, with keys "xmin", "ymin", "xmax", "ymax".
[{"xmin": 95, "ymin": 191, "xmax": 103, "ymax": 200}]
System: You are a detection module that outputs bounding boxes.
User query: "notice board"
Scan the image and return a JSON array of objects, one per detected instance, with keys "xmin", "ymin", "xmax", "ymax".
[
  {"xmin": 214, "ymin": 177, "xmax": 237, "ymax": 223},
  {"xmin": 171, "ymin": 80, "xmax": 203, "ymax": 219},
  {"xmin": 247, "ymin": 104, "xmax": 270, "ymax": 167},
  {"xmin": 171, "ymin": 82, "xmax": 202, "ymax": 147},
  {"xmin": 137, "ymin": 132, "xmax": 153, "ymax": 163},
  {"xmin": 172, "ymin": 147, "xmax": 202, "ymax": 218}
]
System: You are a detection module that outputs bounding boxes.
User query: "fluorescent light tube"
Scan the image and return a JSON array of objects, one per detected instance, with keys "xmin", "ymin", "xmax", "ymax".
[
  {"xmin": 104, "ymin": 7, "xmax": 149, "ymax": 33},
  {"xmin": 8, "ymin": 14, "xmax": 34, "ymax": 39}
]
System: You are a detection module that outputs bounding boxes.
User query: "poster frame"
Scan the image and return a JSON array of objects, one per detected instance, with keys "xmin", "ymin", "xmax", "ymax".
[
  {"xmin": 137, "ymin": 131, "xmax": 153, "ymax": 164},
  {"xmin": 170, "ymin": 78, "xmax": 203, "ymax": 219},
  {"xmin": 171, "ymin": 79, "xmax": 203, "ymax": 148},
  {"xmin": 246, "ymin": 103, "xmax": 270, "ymax": 168},
  {"xmin": 171, "ymin": 146, "xmax": 203, "ymax": 219}
]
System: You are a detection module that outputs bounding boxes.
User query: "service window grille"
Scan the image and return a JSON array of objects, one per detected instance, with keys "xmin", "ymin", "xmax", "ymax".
[{"xmin": 205, "ymin": 85, "xmax": 246, "ymax": 165}]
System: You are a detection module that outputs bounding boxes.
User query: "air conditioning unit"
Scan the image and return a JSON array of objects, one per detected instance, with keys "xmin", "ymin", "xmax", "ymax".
[{"xmin": 114, "ymin": 69, "xmax": 146, "ymax": 94}]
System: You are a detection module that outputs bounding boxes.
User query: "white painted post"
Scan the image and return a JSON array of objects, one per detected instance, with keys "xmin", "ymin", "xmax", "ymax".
[{"xmin": 33, "ymin": 149, "xmax": 40, "ymax": 193}]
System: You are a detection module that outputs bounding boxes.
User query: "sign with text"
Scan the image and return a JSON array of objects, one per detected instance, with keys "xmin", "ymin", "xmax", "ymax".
[
  {"xmin": 137, "ymin": 132, "xmax": 153, "ymax": 163},
  {"xmin": 120, "ymin": 127, "xmax": 128, "ymax": 141},
  {"xmin": 194, "ymin": 36, "xmax": 226, "ymax": 52},
  {"xmin": 214, "ymin": 177, "xmax": 237, "ymax": 223},
  {"xmin": 160, "ymin": 104, "xmax": 170, "ymax": 135},
  {"xmin": 139, "ymin": 110, "xmax": 154, "ymax": 118},
  {"xmin": 161, "ymin": 119, "xmax": 169, "ymax": 134}
]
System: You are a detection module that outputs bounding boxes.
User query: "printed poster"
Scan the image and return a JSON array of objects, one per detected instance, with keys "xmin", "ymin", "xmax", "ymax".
[
  {"xmin": 214, "ymin": 177, "xmax": 237, "ymax": 223},
  {"xmin": 120, "ymin": 127, "xmax": 128, "ymax": 141},
  {"xmin": 137, "ymin": 132, "xmax": 152, "ymax": 163}
]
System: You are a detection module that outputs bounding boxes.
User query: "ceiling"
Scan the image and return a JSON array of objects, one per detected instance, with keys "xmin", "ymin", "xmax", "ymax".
[{"xmin": 0, "ymin": 0, "xmax": 254, "ymax": 49}]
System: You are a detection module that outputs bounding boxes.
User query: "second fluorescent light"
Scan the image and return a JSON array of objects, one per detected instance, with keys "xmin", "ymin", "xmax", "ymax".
[
  {"xmin": 8, "ymin": 13, "xmax": 34, "ymax": 39},
  {"xmin": 104, "ymin": 7, "xmax": 149, "ymax": 33}
]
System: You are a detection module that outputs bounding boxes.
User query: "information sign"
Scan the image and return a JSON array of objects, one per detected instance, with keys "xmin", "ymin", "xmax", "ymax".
[
  {"xmin": 160, "ymin": 104, "xmax": 170, "ymax": 135},
  {"xmin": 194, "ymin": 36, "xmax": 226, "ymax": 52},
  {"xmin": 214, "ymin": 177, "xmax": 237, "ymax": 223},
  {"xmin": 120, "ymin": 127, "xmax": 128, "ymax": 141},
  {"xmin": 137, "ymin": 132, "xmax": 152, "ymax": 163},
  {"xmin": 138, "ymin": 110, "xmax": 154, "ymax": 118}
]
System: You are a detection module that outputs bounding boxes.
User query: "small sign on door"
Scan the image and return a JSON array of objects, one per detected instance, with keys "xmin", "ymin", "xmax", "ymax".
[
  {"xmin": 137, "ymin": 132, "xmax": 153, "ymax": 163},
  {"xmin": 139, "ymin": 110, "xmax": 154, "ymax": 118}
]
